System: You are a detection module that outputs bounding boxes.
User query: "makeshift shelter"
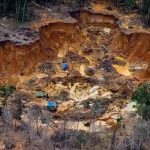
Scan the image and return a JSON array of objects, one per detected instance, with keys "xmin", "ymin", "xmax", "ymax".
[
  {"xmin": 62, "ymin": 63, "xmax": 68, "ymax": 71},
  {"xmin": 47, "ymin": 101, "xmax": 57, "ymax": 112},
  {"xmin": 36, "ymin": 93, "xmax": 43, "ymax": 98}
]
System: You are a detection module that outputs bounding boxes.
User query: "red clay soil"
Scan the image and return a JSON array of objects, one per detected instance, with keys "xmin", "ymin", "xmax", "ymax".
[{"xmin": 0, "ymin": 10, "xmax": 150, "ymax": 84}]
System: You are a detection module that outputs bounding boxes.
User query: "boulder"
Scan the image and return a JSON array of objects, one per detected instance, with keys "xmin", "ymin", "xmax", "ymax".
[
  {"xmin": 0, "ymin": 141, "xmax": 5, "ymax": 150},
  {"xmin": 57, "ymin": 100, "xmax": 75, "ymax": 115},
  {"xmin": 75, "ymin": 104, "xmax": 84, "ymax": 109},
  {"xmin": 18, "ymin": 89, "xmax": 29, "ymax": 94},
  {"xmin": 82, "ymin": 48, "xmax": 93, "ymax": 54},
  {"xmin": 100, "ymin": 114, "xmax": 110, "ymax": 121},
  {"xmin": 106, "ymin": 119, "xmax": 117, "ymax": 128},
  {"xmin": 129, "ymin": 66, "xmax": 143, "ymax": 72},
  {"xmin": 84, "ymin": 67, "xmax": 95, "ymax": 76}
]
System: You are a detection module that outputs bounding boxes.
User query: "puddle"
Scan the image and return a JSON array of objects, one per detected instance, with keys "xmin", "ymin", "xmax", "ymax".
[
  {"xmin": 112, "ymin": 64, "xmax": 132, "ymax": 77},
  {"xmin": 115, "ymin": 56, "xmax": 125, "ymax": 61}
]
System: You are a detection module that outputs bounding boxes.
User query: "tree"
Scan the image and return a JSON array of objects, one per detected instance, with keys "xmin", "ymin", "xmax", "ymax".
[
  {"xmin": 29, "ymin": 105, "xmax": 42, "ymax": 135},
  {"xmin": 126, "ymin": 0, "xmax": 136, "ymax": 9},
  {"xmin": 141, "ymin": 0, "xmax": 150, "ymax": 25},
  {"xmin": 2, "ymin": 109, "xmax": 12, "ymax": 136},
  {"xmin": 41, "ymin": 112, "xmax": 53, "ymax": 150},
  {"xmin": 131, "ymin": 83, "xmax": 150, "ymax": 120},
  {"xmin": 11, "ymin": 92, "xmax": 30, "ymax": 128},
  {"xmin": 9, "ymin": 85, "xmax": 16, "ymax": 93},
  {"xmin": 0, "ymin": 85, "xmax": 16, "ymax": 108},
  {"xmin": 11, "ymin": 99, "xmax": 23, "ymax": 128},
  {"xmin": 0, "ymin": 0, "xmax": 92, "ymax": 22}
]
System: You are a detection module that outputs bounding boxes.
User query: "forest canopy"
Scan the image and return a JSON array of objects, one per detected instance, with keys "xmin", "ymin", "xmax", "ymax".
[{"xmin": 0, "ymin": 0, "xmax": 150, "ymax": 24}]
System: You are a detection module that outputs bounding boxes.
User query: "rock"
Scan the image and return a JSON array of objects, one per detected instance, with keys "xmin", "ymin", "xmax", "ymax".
[
  {"xmin": 57, "ymin": 90, "xmax": 69, "ymax": 101},
  {"xmin": 57, "ymin": 100, "xmax": 75, "ymax": 115},
  {"xmin": 84, "ymin": 67, "xmax": 95, "ymax": 76},
  {"xmin": 95, "ymin": 120, "xmax": 107, "ymax": 126},
  {"xmin": 108, "ymin": 105, "xmax": 120, "ymax": 112},
  {"xmin": 105, "ymin": 6, "xmax": 114, "ymax": 11},
  {"xmin": 18, "ymin": 89, "xmax": 29, "ymax": 94},
  {"xmin": 106, "ymin": 119, "xmax": 117, "ymax": 127},
  {"xmin": 100, "ymin": 114, "xmax": 110, "ymax": 121},
  {"xmin": 35, "ymin": 86, "xmax": 43, "ymax": 91},
  {"xmin": 4, "ymin": 33, "xmax": 9, "ymax": 37},
  {"xmin": 75, "ymin": 104, "xmax": 84, "ymax": 109},
  {"xmin": 82, "ymin": 48, "xmax": 93, "ymax": 54},
  {"xmin": 98, "ymin": 77, "xmax": 105, "ymax": 81},
  {"xmin": 48, "ymin": 8, "xmax": 52, "ymax": 12},
  {"xmin": 99, "ymin": 59, "xmax": 117, "ymax": 73},
  {"xmin": 110, "ymin": 114, "xmax": 120, "ymax": 120},
  {"xmin": 129, "ymin": 66, "xmax": 143, "ymax": 72},
  {"xmin": 16, "ymin": 82, "xmax": 24, "ymax": 89},
  {"xmin": 65, "ymin": 51, "xmax": 89, "ymax": 64},
  {"xmin": 0, "ymin": 141, "xmax": 5, "ymax": 150}
]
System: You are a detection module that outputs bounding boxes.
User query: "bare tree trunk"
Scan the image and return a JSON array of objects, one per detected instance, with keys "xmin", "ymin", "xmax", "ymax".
[
  {"xmin": 111, "ymin": 130, "xmax": 117, "ymax": 150},
  {"xmin": 22, "ymin": 0, "xmax": 27, "ymax": 22},
  {"xmin": 17, "ymin": 1, "xmax": 21, "ymax": 22},
  {"xmin": 3, "ymin": 0, "xmax": 7, "ymax": 18},
  {"xmin": 44, "ymin": 124, "xmax": 48, "ymax": 150},
  {"xmin": 148, "ymin": 8, "xmax": 150, "ymax": 26},
  {"xmin": 28, "ymin": 117, "xmax": 32, "ymax": 144},
  {"xmin": 5, "ymin": 123, "xmax": 8, "ymax": 136},
  {"xmin": 37, "ymin": 117, "xmax": 39, "ymax": 135},
  {"xmin": 14, "ymin": 119, "xmax": 17, "ymax": 130}
]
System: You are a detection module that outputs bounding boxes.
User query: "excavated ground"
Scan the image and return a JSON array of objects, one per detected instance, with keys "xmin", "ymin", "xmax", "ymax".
[
  {"xmin": 0, "ymin": 4, "xmax": 150, "ymax": 148},
  {"xmin": 0, "ymin": 10, "xmax": 150, "ymax": 84},
  {"xmin": 0, "ymin": 9, "xmax": 150, "ymax": 120},
  {"xmin": 0, "ymin": 7, "xmax": 150, "ymax": 149}
]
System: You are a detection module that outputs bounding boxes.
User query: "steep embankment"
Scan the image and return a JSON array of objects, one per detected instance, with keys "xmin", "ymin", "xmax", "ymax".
[
  {"xmin": 0, "ymin": 10, "xmax": 150, "ymax": 85},
  {"xmin": 71, "ymin": 10, "xmax": 150, "ymax": 62}
]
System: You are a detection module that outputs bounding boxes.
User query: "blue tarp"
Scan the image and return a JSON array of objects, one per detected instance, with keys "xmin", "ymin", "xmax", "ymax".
[
  {"xmin": 36, "ymin": 93, "xmax": 43, "ymax": 97},
  {"xmin": 62, "ymin": 63, "xmax": 68, "ymax": 70},
  {"xmin": 48, "ymin": 102, "xmax": 56, "ymax": 108}
]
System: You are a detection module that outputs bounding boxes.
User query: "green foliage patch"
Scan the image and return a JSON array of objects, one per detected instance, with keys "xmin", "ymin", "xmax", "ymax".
[{"xmin": 131, "ymin": 83, "xmax": 150, "ymax": 120}]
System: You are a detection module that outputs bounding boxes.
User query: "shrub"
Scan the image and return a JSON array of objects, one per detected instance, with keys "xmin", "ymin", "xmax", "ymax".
[
  {"xmin": 9, "ymin": 85, "xmax": 16, "ymax": 92},
  {"xmin": 84, "ymin": 122, "xmax": 90, "ymax": 127},
  {"xmin": 131, "ymin": 83, "xmax": 150, "ymax": 120},
  {"xmin": 84, "ymin": 101, "xmax": 91, "ymax": 109},
  {"xmin": 126, "ymin": 0, "xmax": 137, "ymax": 9}
]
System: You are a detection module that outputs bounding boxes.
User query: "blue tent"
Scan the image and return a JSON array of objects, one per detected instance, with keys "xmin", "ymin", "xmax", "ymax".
[
  {"xmin": 48, "ymin": 102, "xmax": 56, "ymax": 108},
  {"xmin": 62, "ymin": 63, "xmax": 68, "ymax": 70}
]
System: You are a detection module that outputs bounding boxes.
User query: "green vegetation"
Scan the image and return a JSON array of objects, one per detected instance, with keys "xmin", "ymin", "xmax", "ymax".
[
  {"xmin": 0, "ymin": 0, "xmax": 29, "ymax": 22},
  {"xmin": 115, "ymin": 0, "xmax": 150, "ymax": 25},
  {"xmin": 84, "ymin": 122, "xmax": 90, "ymax": 127},
  {"xmin": 141, "ymin": 0, "xmax": 150, "ymax": 14},
  {"xmin": 116, "ymin": 115, "xmax": 123, "ymax": 124},
  {"xmin": 0, "ymin": 85, "xmax": 16, "ymax": 97},
  {"xmin": 131, "ymin": 83, "xmax": 150, "ymax": 120},
  {"xmin": 0, "ymin": 85, "xmax": 16, "ymax": 107},
  {"xmin": 126, "ymin": 0, "xmax": 136, "ymax": 9},
  {"xmin": 0, "ymin": 0, "xmax": 149, "ymax": 25},
  {"xmin": 84, "ymin": 101, "xmax": 91, "ymax": 109},
  {"xmin": 0, "ymin": 0, "xmax": 90, "ymax": 22},
  {"xmin": 9, "ymin": 85, "xmax": 16, "ymax": 92},
  {"xmin": 77, "ymin": 136, "xmax": 87, "ymax": 149}
]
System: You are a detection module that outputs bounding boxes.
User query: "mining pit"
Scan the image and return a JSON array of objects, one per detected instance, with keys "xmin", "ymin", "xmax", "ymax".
[{"xmin": 0, "ymin": 9, "xmax": 150, "ymax": 134}]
